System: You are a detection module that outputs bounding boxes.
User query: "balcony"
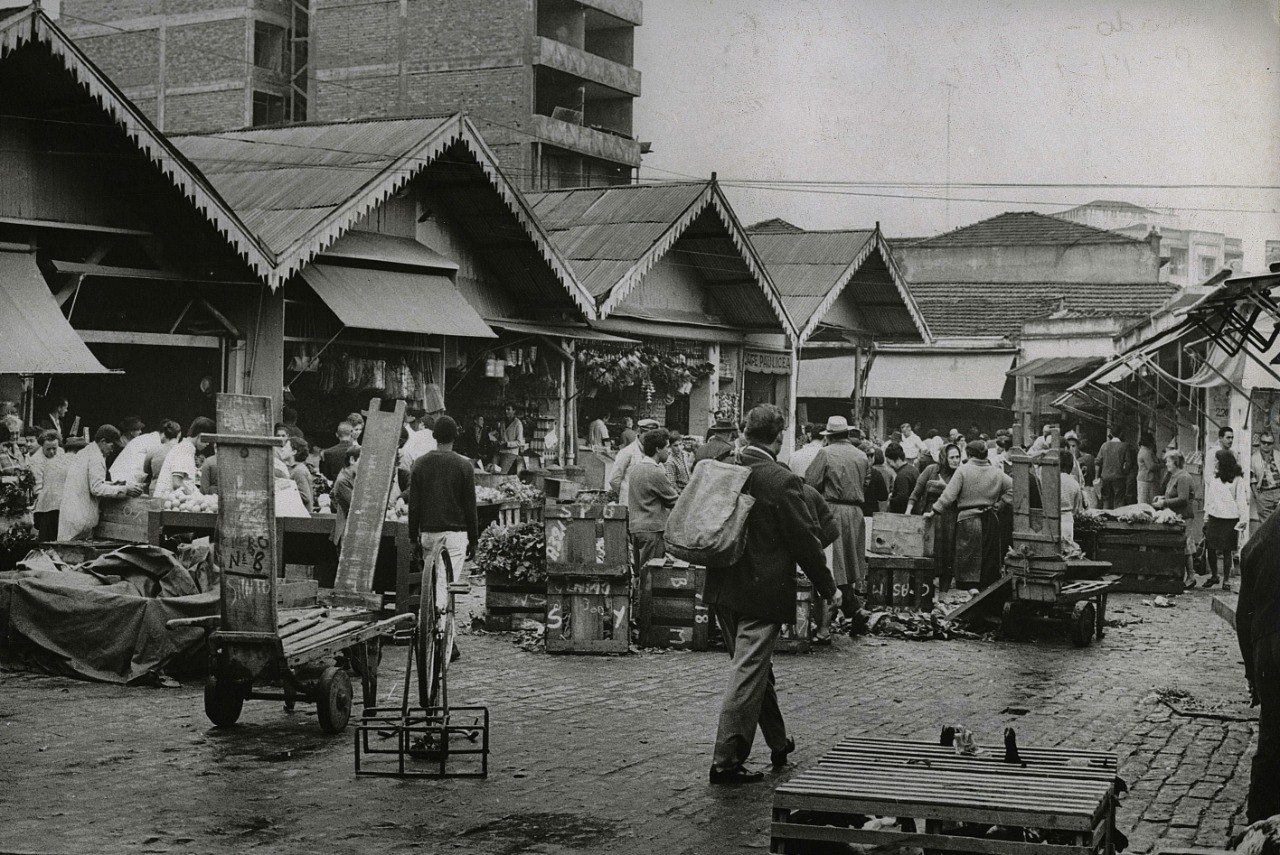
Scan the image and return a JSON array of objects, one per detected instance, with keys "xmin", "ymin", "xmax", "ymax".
[
  {"xmin": 579, "ymin": 0, "xmax": 643, "ymax": 26},
  {"xmin": 531, "ymin": 114, "xmax": 642, "ymax": 167},
  {"xmin": 535, "ymin": 36, "xmax": 641, "ymax": 97}
]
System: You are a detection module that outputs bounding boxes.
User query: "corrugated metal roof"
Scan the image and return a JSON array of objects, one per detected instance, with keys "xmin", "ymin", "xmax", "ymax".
[
  {"xmin": 747, "ymin": 228, "xmax": 930, "ymax": 342},
  {"xmin": 0, "ymin": 251, "xmax": 112, "ymax": 374},
  {"xmin": 526, "ymin": 182, "xmax": 795, "ymax": 335},
  {"xmin": 0, "ymin": 9, "xmax": 273, "ymax": 279},
  {"xmin": 301, "ymin": 263, "xmax": 495, "ymax": 338},
  {"xmin": 914, "ymin": 212, "xmax": 1144, "ymax": 248},
  {"xmin": 909, "ymin": 281, "xmax": 1177, "ymax": 338},
  {"xmin": 172, "ymin": 116, "xmax": 595, "ymax": 314},
  {"xmin": 1008, "ymin": 356, "xmax": 1104, "ymax": 378}
]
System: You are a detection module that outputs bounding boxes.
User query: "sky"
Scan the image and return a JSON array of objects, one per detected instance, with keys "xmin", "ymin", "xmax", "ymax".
[{"xmin": 634, "ymin": 0, "xmax": 1280, "ymax": 266}]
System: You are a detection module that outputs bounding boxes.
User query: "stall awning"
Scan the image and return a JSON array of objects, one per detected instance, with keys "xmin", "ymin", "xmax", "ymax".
[
  {"xmin": 797, "ymin": 356, "xmax": 858, "ymax": 399},
  {"xmin": 864, "ymin": 351, "xmax": 1014, "ymax": 400},
  {"xmin": 487, "ymin": 319, "xmax": 638, "ymax": 344},
  {"xmin": 1008, "ymin": 356, "xmax": 1103, "ymax": 378},
  {"xmin": 301, "ymin": 264, "xmax": 495, "ymax": 338},
  {"xmin": 0, "ymin": 251, "xmax": 112, "ymax": 375}
]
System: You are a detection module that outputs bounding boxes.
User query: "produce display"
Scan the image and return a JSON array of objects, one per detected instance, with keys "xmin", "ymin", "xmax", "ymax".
[
  {"xmin": 162, "ymin": 490, "xmax": 219, "ymax": 513},
  {"xmin": 475, "ymin": 521, "xmax": 545, "ymax": 583},
  {"xmin": 476, "ymin": 481, "xmax": 544, "ymax": 505},
  {"xmin": 1079, "ymin": 503, "xmax": 1183, "ymax": 526},
  {"xmin": 385, "ymin": 497, "xmax": 408, "ymax": 522}
]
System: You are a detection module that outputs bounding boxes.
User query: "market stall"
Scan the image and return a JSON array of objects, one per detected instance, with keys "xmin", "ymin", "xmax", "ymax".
[{"xmin": 1075, "ymin": 505, "xmax": 1187, "ymax": 593}]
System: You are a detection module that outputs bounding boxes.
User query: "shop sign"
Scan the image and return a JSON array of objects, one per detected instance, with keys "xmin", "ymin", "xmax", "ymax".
[{"xmin": 744, "ymin": 350, "xmax": 790, "ymax": 375}]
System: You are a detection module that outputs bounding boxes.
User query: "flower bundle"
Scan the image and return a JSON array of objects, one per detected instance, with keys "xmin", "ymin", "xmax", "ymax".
[{"xmin": 576, "ymin": 347, "xmax": 715, "ymax": 396}]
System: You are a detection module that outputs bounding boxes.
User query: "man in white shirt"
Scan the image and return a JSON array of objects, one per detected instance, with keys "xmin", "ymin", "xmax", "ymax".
[
  {"xmin": 58, "ymin": 425, "xmax": 142, "ymax": 540},
  {"xmin": 1028, "ymin": 424, "xmax": 1056, "ymax": 456},
  {"xmin": 1251, "ymin": 432, "xmax": 1280, "ymax": 522},
  {"xmin": 897, "ymin": 423, "xmax": 927, "ymax": 464},
  {"xmin": 788, "ymin": 423, "xmax": 824, "ymax": 477},
  {"xmin": 608, "ymin": 417, "xmax": 659, "ymax": 505},
  {"xmin": 156, "ymin": 417, "xmax": 215, "ymax": 496},
  {"xmin": 30, "ymin": 430, "xmax": 69, "ymax": 541},
  {"xmin": 109, "ymin": 423, "xmax": 164, "ymax": 486},
  {"xmin": 923, "ymin": 429, "xmax": 945, "ymax": 463},
  {"xmin": 1205, "ymin": 425, "xmax": 1235, "ymax": 499}
]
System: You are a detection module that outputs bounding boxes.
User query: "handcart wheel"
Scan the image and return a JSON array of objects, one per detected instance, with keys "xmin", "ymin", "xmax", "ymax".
[
  {"xmin": 316, "ymin": 666, "xmax": 353, "ymax": 734},
  {"xmin": 417, "ymin": 572, "xmax": 440, "ymax": 709},
  {"xmin": 204, "ymin": 677, "xmax": 245, "ymax": 728},
  {"xmin": 1070, "ymin": 601, "xmax": 1096, "ymax": 648}
]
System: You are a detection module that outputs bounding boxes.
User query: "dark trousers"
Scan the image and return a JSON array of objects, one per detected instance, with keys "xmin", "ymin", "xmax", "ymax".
[
  {"xmin": 1248, "ymin": 633, "xmax": 1280, "ymax": 823},
  {"xmin": 711, "ymin": 605, "xmax": 787, "ymax": 771},
  {"xmin": 1100, "ymin": 477, "xmax": 1126, "ymax": 510},
  {"xmin": 632, "ymin": 531, "xmax": 665, "ymax": 571},
  {"xmin": 33, "ymin": 511, "xmax": 59, "ymax": 543}
]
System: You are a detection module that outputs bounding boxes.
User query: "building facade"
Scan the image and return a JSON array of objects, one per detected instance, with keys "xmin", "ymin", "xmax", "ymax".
[{"xmin": 61, "ymin": 0, "xmax": 644, "ymax": 189}]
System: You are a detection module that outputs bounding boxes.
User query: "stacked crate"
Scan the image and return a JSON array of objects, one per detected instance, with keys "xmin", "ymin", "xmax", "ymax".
[{"xmin": 543, "ymin": 505, "xmax": 630, "ymax": 654}]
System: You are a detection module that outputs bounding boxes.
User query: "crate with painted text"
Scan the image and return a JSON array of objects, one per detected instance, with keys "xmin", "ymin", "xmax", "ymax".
[
  {"xmin": 869, "ymin": 513, "xmax": 934, "ymax": 558},
  {"xmin": 543, "ymin": 505, "xmax": 629, "ymax": 577},
  {"xmin": 545, "ymin": 575, "xmax": 630, "ymax": 654},
  {"xmin": 483, "ymin": 569, "xmax": 547, "ymax": 631},
  {"xmin": 775, "ymin": 574, "xmax": 813, "ymax": 655},
  {"xmin": 638, "ymin": 558, "xmax": 712, "ymax": 650},
  {"xmin": 866, "ymin": 554, "xmax": 936, "ymax": 611}
]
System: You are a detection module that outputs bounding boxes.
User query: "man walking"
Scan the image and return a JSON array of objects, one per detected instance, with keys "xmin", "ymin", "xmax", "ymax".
[
  {"xmin": 705, "ymin": 405, "xmax": 838, "ymax": 784},
  {"xmin": 805, "ymin": 416, "xmax": 869, "ymax": 607},
  {"xmin": 408, "ymin": 416, "xmax": 478, "ymax": 659},
  {"xmin": 1095, "ymin": 428, "xmax": 1131, "ymax": 510},
  {"xmin": 1236, "ymin": 504, "xmax": 1280, "ymax": 824},
  {"xmin": 628, "ymin": 428, "xmax": 679, "ymax": 570}
]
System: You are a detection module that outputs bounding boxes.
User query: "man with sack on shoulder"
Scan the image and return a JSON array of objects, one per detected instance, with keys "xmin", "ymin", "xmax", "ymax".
[{"xmin": 705, "ymin": 404, "xmax": 840, "ymax": 785}]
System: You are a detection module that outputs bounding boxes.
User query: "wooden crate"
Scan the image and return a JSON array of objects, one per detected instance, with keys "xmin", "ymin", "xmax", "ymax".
[
  {"xmin": 776, "ymin": 575, "xmax": 813, "ymax": 655},
  {"xmin": 869, "ymin": 513, "xmax": 934, "ymax": 558},
  {"xmin": 543, "ymin": 504, "xmax": 629, "ymax": 577},
  {"xmin": 94, "ymin": 496, "xmax": 160, "ymax": 542},
  {"xmin": 545, "ymin": 575, "xmax": 630, "ymax": 654},
  {"xmin": 483, "ymin": 569, "xmax": 548, "ymax": 631},
  {"xmin": 637, "ymin": 559, "xmax": 711, "ymax": 650},
  {"xmin": 1090, "ymin": 521, "xmax": 1185, "ymax": 593},
  {"xmin": 866, "ymin": 554, "xmax": 936, "ymax": 611}
]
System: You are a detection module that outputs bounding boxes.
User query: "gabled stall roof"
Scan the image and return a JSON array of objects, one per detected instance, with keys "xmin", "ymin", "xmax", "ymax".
[
  {"xmin": 0, "ymin": 6, "xmax": 273, "ymax": 277},
  {"xmin": 746, "ymin": 226, "xmax": 931, "ymax": 343},
  {"xmin": 525, "ymin": 181, "xmax": 795, "ymax": 338},
  {"xmin": 171, "ymin": 115, "xmax": 594, "ymax": 311}
]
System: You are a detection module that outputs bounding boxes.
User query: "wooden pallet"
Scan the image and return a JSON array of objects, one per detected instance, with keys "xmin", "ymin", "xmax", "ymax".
[
  {"xmin": 772, "ymin": 736, "xmax": 1118, "ymax": 855},
  {"xmin": 637, "ymin": 559, "xmax": 711, "ymax": 650}
]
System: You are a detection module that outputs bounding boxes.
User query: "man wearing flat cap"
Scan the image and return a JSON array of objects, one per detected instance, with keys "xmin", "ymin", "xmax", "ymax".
[
  {"xmin": 803, "ymin": 416, "xmax": 869, "ymax": 611},
  {"xmin": 609, "ymin": 417, "xmax": 660, "ymax": 505}
]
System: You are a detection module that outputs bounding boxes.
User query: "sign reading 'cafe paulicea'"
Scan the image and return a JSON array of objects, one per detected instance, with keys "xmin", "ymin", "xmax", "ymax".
[{"xmin": 744, "ymin": 350, "xmax": 791, "ymax": 375}]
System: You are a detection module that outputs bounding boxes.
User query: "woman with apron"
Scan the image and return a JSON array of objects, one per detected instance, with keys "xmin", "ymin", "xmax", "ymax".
[
  {"xmin": 907, "ymin": 443, "xmax": 961, "ymax": 591},
  {"xmin": 924, "ymin": 441, "xmax": 1013, "ymax": 590}
]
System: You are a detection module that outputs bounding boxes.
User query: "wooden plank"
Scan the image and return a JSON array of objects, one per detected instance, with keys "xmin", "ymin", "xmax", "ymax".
[
  {"xmin": 76, "ymin": 329, "xmax": 223, "ymax": 349},
  {"xmin": 830, "ymin": 737, "xmax": 1116, "ymax": 766},
  {"xmin": 211, "ymin": 393, "xmax": 279, "ymax": 680},
  {"xmin": 277, "ymin": 616, "xmax": 325, "ymax": 639},
  {"xmin": 869, "ymin": 513, "xmax": 934, "ymax": 557},
  {"xmin": 0, "ymin": 216, "xmax": 152, "ymax": 236},
  {"xmin": 944, "ymin": 574, "xmax": 1012, "ymax": 622},
  {"xmin": 332, "ymin": 397, "xmax": 407, "ymax": 597},
  {"xmin": 788, "ymin": 766, "xmax": 1109, "ymax": 805},
  {"xmin": 770, "ymin": 823, "xmax": 1094, "ymax": 855},
  {"xmin": 773, "ymin": 789, "xmax": 1098, "ymax": 831},
  {"xmin": 545, "ymin": 576, "xmax": 629, "ymax": 655},
  {"xmin": 52, "ymin": 259, "xmax": 257, "ymax": 285}
]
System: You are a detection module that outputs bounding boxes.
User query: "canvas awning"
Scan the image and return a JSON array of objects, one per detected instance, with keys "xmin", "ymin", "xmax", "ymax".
[
  {"xmin": 864, "ymin": 351, "xmax": 1015, "ymax": 400},
  {"xmin": 300, "ymin": 263, "xmax": 495, "ymax": 338},
  {"xmin": 487, "ymin": 319, "xmax": 638, "ymax": 344},
  {"xmin": 1007, "ymin": 356, "xmax": 1103, "ymax": 378},
  {"xmin": 797, "ymin": 356, "xmax": 858, "ymax": 399},
  {"xmin": 0, "ymin": 250, "xmax": 112, "ymax": 374}
]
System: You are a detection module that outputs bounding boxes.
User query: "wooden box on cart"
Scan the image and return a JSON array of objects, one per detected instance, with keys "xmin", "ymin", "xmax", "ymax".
[
  {"xmin": 869, "ymin": 513, "xmax": 934, "ymax": 558},
  {"xmin": 543, "ymin": 504, "xmax": 630, "ymax": 655}
]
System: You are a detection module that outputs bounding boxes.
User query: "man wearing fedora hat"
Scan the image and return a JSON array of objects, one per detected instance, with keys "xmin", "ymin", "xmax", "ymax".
[
  {"xmin": 805, "ymin": 416, "xmax": 870, "ymax": 611},
  {"xmin": 695, "ymin": 418, "xmax": 739, "ymax": 466}
]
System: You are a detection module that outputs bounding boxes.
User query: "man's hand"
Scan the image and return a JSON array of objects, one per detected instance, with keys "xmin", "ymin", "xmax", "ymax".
[
  {"xmin": 1235, "ymin": 519, "xmax": 1248, "ymax": 532},
  {"xmin": 1152, "ymin": 496, "xmax": 1165, "ymax": 509},
  {"xmin": 125, "ymin": 484, "xmax": 144, "ymax": 498},
  {"xmin": 922, "ymin": 510, "xmax": 935, "ymax": 519},
  {"xmin": 830, "ymin": 588, "xmax": 844, "ymax": 609}
]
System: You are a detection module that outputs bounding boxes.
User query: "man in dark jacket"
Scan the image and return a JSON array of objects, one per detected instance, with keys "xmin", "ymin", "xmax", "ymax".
[
  {"xmin": 320, "ymin": 419, "xmax": 357, "ymax": 481},
  {"xmin": 704, "ymin": 404, "xmax": 839, "ymax": 784},
  {"xmin": 694, "ymin": 419, "xmax": 738, "ymax": 466},
  {"xmin": 1237, "ymin": 507, "xmax": 1280, "ymax": 823}
]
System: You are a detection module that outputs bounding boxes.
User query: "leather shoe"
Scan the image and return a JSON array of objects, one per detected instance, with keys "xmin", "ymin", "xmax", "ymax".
[
  {"xmin": 709, "ymin": 765, "xmax": 764, "ymax": 785},
  {"xmin": 771, "ymin": 737, "xmax": 796, "ymax": 767}
]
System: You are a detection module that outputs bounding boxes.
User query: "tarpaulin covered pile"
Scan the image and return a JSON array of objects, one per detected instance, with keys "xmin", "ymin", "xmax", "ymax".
[{"xmin": 0, "ymin": 544, "xmax": 218, "ymax": 684}]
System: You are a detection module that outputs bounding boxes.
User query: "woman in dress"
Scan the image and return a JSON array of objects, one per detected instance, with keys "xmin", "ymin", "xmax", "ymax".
[
  {"xmin": 1203, "ymin": 448, "xmax": 1249, "ymax": 591},
  {"xmin": 907, "ymin": 443, "xmax": 961, "ymax": 590}
]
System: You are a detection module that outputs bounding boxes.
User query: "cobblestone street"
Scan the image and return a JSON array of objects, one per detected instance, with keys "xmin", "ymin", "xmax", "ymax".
[{"xmin": 0, "ymin": 587, "xmax": 1258, "ymax": 855}]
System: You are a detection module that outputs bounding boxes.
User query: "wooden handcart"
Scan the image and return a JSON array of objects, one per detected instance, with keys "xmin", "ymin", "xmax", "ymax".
[
  {"xmin": 1000, "ymin": 446, "xmax": 1117, "ymax": 647},
  {"xmin": 772, "ymin": 736, "xmax": 1120, "ymax": 855},
  {"xmin": 169, "ymin": 394, "xmax": 410, "ymax": 734}
]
